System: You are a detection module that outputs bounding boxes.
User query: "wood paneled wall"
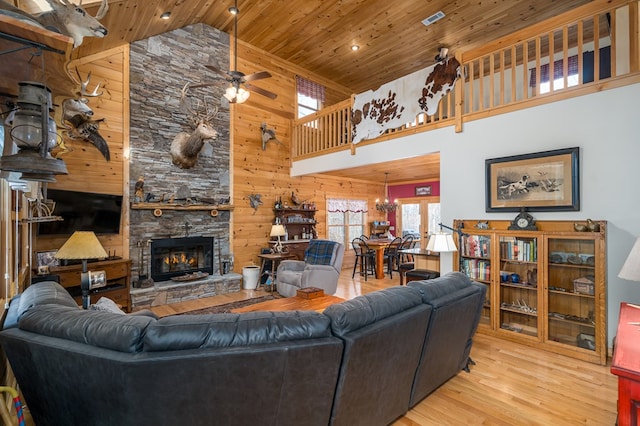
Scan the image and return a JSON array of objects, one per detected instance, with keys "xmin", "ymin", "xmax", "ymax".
[
  {"xmin": 34, "ymin": 46, "xmax": 130, "ymax": 259},
  {"xmin": 231, "ymin": 39, "xmax": 387, "ymax": 270},
  {"xmin": 31, "ymin": 29, "xmax": 387, "ymax": 276}
]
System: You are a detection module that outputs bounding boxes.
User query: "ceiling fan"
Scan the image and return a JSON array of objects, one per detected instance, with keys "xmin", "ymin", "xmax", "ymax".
[{"xmin": 193, "ymin": 0, "xmax": 277, "ymax": 103}]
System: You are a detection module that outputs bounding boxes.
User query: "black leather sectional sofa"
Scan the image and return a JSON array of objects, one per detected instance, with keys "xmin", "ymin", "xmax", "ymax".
[{"xmin": 0, "ymin": 272, "xmax": 485, "ymax": 426}]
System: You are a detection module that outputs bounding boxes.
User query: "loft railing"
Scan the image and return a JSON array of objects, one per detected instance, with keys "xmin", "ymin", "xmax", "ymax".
[{"xmin": 291, "ymin": 0, "xmax": 640, "ymax": 161}]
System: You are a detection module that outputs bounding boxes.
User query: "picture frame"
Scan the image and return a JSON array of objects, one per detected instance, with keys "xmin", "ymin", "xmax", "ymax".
[
  {"xmin": 485, "ymin": 147, "xmax": 579, "ymax": 212},
  {"xmin": 36, "ymin": 251, "xmax": 59, "ymax": 269},
  {"xmin": 89, "ymin": 270, "xmax": 107, "ymax": 289},
  {"xmin": 415, "ymin": 185, "xmax": 432, "ymax": 196}
]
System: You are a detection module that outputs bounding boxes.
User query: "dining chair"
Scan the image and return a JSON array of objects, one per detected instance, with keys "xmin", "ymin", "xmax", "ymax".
[
  {"xmin": 352, "ymin": 237, "xmax": 376, "ymax": 280},
  {"xmin": 383, "ymin": 237, "xmax": 403, "ymax": 278}
]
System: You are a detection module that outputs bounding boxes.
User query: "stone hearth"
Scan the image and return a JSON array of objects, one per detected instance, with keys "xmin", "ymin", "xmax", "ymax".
[{"xmin": 130, "ymin": 273, "xmax": 241, "ymax": 310}]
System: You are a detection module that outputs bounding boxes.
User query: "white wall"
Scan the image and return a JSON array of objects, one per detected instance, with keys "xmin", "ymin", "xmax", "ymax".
[{"xmin": 293, "ymin": 82, "xmax": 640, "ymax": 347}]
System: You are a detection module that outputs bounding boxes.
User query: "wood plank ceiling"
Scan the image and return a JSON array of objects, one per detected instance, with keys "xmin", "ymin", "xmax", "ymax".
[
  {"xmin": 12, "ymin": 0, "xmax": 594, "ymax": 184},
  {"xmin": 73, "ymin": 0, "xmax": 593, "ymax": 94}
]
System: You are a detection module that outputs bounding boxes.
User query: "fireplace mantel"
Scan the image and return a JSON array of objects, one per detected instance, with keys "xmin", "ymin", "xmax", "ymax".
[{"xmin": 132, "ymin": 203, "xmax": 234, "ymax": 218}]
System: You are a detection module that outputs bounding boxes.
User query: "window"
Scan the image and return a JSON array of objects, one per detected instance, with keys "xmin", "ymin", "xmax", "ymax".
[
  {"xmin": 296, "ymin": 76, "xmax": 325, "ymax": 119},
  {"xmin": 327, "ymin": 198, "xmax": 368, "ymax": 249},
  {"xmin": 530, "ymin": 55, "xmax": 579, "ymax": 94}
]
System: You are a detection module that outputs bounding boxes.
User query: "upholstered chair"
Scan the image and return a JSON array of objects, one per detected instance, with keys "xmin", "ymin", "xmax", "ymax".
[{"xmin": 276, "ymin": 240, "xmax": 345, "ymax": 297}]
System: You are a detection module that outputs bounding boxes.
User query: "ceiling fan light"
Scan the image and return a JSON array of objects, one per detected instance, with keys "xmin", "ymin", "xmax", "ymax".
[
  {"xmin": 224, "ymin": 86, "xmax": 238, "ymax": 103},
  {"xmin": 237, "ymin": 87, "xmax": 250, "ymax": 103},
  {"xmin": 223, "ymin": 85, "xmax": 250, "ymax": 103}
]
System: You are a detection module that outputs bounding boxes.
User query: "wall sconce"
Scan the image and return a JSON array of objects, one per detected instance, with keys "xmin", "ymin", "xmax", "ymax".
[{"xmin": 0, "ymin": 81, "xmax": 67, "ymax": 182}]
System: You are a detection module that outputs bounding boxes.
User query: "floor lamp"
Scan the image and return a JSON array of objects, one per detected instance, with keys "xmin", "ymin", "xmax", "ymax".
[
  {"xmin": 54, "ymin": 231, "xmax": 108, "ymax": 309},
  {"xmin": 428, "ymin": 223, "xmax": 469, "ymax": 272}
]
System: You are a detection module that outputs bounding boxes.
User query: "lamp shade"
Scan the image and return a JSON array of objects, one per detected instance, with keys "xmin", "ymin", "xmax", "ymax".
[
  {"xmin": 54, "ymin": 231, "xmax": 108, "ymax": 260},
  {"xmin": 426, "ymin": 232, "xmax": 457, "ymax": 252},
  {"xmin": 619, "ymin": 236, "xmax": 640, "ymax": 282},
  {"xmin": 270, "ymin": 224, "xmax": 286, "ymax": 237}
]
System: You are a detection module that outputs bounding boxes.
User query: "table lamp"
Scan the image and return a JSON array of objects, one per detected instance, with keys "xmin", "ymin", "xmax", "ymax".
[
  {"xmin": 270, "ymin": 224, "xmax": 287, "ymax": 253},
  {"xmin": 54, "ymin": 231, "xmax": 108, "ymax": 309},
  {"xmin": 619, "ymin": 236, "xmax": 640, "ymax": 282}
]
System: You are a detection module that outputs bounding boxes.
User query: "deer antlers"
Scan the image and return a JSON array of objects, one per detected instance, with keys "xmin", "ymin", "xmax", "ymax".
[
  {"xmin": 179, "ymin": 83, "xmax": 219, "ymax": 126},
  {"xmin": 74, "ymin": 67, "xmax": 103, "ymax": 97},
  {"xmin": 59, "ymin": 0, "xmax": 109, "ymax": 20}
]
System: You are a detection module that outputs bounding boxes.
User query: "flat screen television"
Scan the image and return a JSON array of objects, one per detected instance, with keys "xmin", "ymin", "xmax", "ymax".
[{"xmin": 37, "ymin": 189, "xmax": 123, "ymax": 236}]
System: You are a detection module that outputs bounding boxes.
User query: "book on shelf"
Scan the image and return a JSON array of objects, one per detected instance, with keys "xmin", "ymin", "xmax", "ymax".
[
  {"xmin": 499, "ymin": 238, "xmax": 537, "ymax": 262},
  {"xmin": 461, "ymin": 235, "xmax": 491, "ymax": 258}
]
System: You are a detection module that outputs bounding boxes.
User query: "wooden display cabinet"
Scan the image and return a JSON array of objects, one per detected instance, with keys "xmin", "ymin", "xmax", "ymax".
[
  {"xmin": 453, "ymin": 219, "xmax": 606, "ymax": 365},
  {"xmin": 272, "ymin": 208, "xmax": 317, "ymax": 259},
  {"xmin": 369, "ymin": 222, "xmax": 390, "ymax": 238},
  {"xmin": 48, "ymin": 258, "xmax": 131, "ymax": 312}
]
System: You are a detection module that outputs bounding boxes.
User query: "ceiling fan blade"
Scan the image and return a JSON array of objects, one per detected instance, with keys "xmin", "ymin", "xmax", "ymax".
[
  {"xmin": 205, "ymin": 64, "xmax": 230, "ymax": 78},
  {"xmin": 243, "ymin": 71, "xmax": 272, "ymax": 82},
  {"xmin": 245, "ymin": 83, "xmax": 278, "ymax": 100}
]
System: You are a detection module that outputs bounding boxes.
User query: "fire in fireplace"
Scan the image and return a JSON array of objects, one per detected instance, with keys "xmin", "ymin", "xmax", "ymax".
[{"xmin": 150, "ymin": 237, "xmax": 214, "ymax": 282}]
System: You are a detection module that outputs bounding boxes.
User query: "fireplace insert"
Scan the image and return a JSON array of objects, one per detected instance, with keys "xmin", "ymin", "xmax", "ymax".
[{"xmin": 150, "ymin": 237, "xmax": 214, "ymax": 282}]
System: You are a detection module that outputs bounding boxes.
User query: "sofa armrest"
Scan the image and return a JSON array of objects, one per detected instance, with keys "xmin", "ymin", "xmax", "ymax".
[
  {"xmin": 277, "ymin": 259, "xmax": 306, "ymax": 274},
  {"xmin": 304, "ymin": 264, "xmax": 338, "ymax": 274}
]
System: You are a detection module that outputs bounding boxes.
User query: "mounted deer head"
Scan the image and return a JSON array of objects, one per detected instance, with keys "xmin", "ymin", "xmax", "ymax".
[
  {"xmin": 35, "ymin": 0, "xmax": 109, "ymax": 48},
  {"xmin": 170, "ymin": 83, "xmax": 219, "ymax": 169}
]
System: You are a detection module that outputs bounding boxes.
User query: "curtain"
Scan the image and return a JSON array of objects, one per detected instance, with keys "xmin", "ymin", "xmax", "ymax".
[
  {"xmin": 296, "ymin": 76, "xmax": 326, "ymax": 102},
  {"xmin": 327, "ymin": 198, "xmax": 368, "ymax": 213}
]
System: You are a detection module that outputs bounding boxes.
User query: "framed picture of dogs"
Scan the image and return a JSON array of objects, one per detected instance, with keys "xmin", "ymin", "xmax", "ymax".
[{"xmin": 485, "ymin": 147, "xmax": 579, "ymax": 212}]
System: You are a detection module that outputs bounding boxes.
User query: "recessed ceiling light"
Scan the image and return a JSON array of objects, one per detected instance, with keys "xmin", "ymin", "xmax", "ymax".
[
  {"xmin": 351, "ymin": 45, "xmax": 360, "ymax": 51},
  {"xmin": 229, "ymin": 6, "xmax": 239, "ymax": 15},
  {"xmin": 160, "ymin": 12, "xmax": 171, "ymax": 20}
]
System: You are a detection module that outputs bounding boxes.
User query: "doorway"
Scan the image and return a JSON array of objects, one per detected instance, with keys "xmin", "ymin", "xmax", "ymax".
[{"xmin": 396, "ymin": 197, "xmax": 440, "ymax": 249}]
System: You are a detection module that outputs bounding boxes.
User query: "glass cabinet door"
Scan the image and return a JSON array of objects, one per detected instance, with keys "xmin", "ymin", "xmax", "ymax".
[
  {"xmin": 498, "ymin": 235, "xmax": 539, "ymax": 338},
  {"xmin": 546, "ymin": 237, "xmax": 597, "ymax": 351},
  {"xmin": 459, "ymin": 233, "xmax": 492, "ymax": 326}
]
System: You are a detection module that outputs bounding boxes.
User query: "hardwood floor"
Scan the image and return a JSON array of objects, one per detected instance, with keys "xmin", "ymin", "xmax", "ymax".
[{"xmin": 148, "ymin": 267, "xmax": 618, "ymax": 425}]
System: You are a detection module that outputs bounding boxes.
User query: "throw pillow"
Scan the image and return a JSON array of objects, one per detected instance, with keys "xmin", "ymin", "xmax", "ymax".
[{"xmin": 90, "ymin": 297, "xmax": 125, "ymax": 314}]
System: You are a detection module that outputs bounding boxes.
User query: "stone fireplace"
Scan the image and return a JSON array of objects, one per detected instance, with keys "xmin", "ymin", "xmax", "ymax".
[{"xmin": 127, "ymin": 24, "xmax": 241, "ymax": 310}]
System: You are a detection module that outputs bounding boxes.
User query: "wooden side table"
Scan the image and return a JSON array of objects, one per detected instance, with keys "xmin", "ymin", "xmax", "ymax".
[
  {"xmin": 611, "ymin": 302, "xmax": 640, "ymax": 426},
  {"xmin": 257, "ymin": 253, "xmax": 295, "ymax": 291}
]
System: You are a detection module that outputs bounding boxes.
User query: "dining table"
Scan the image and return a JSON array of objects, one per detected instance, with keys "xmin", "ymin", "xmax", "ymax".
[{"xmin": 364, "ymin": 238, "xmax": 401, "ymax": 279}]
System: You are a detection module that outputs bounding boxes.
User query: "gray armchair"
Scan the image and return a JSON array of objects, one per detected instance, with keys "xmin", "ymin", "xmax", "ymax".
[{"xmin": 276, "ymin": 240, "xmax": 345, "ymax": 297}]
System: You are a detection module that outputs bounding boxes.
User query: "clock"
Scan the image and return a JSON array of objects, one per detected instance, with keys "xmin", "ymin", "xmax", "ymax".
[{"xmin": 508, "ymin": 208, "xmax": 538, "ymax": 231}]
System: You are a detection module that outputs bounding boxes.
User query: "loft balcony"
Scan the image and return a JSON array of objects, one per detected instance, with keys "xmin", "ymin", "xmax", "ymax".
[{"xmin": 291, "ymin": 0, "xmax": 640, "ymax": 162}]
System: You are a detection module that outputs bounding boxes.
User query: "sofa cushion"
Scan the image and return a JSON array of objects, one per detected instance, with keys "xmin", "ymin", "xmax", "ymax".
[
  {"xmin": 408, "ymin": 271, "xmax": 472, "ymax": 303},
  {"xmin": 143, "ymin": 310, "xmax": 333, "ymax": 351},
  {"xmin": 18, "ymin": 305, "xmax": 155, "ymax": 353},
  {"xmin": 3, "ymin": 281, "xmax": 78, "ymax": 329},
  {"xmin": 323, "ymin": 286, "xmax": 423, "ymax": 336}
]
